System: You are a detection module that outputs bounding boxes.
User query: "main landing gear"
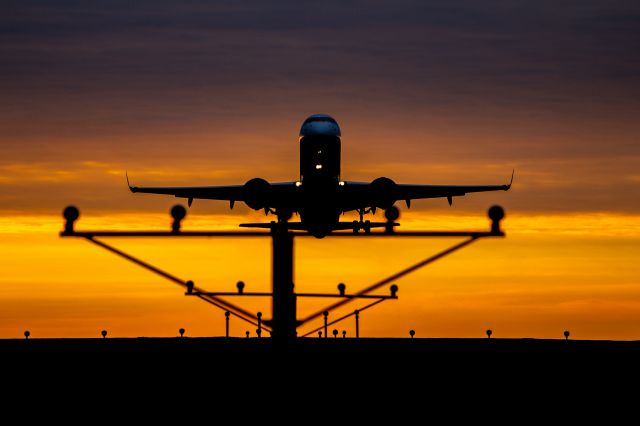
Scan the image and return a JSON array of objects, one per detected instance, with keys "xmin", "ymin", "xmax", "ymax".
[{"xmin": 353, "ymin": 208, "xmax": 376, "ymax": 234}]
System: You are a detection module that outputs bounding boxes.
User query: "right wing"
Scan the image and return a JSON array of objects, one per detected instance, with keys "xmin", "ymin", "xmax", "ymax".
[
  {"xmin": 129, "ymin": 183, "xmax": 244, "ymax": 200},
  {"xmin": 127, "ymin": 175, "xmax": 299, "ymax": 210}
]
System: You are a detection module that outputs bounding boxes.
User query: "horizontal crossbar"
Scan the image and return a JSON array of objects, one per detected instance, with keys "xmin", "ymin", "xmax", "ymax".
[
  {"xmin": 186, "ymin": 291, "xmax": 397, "ymax": 300},
  {"xmin": 296, "ymin": 293, "xmax": 397, "ymax": 299},
  {"xmin": 61, "ymin": 230, "xmax": 503, "ymax": 238}
]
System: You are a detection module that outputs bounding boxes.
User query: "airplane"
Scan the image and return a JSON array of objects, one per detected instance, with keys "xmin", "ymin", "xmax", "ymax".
[{"xmin": 128, "ymin": 114, "xmax": 512, "ymax": 238}]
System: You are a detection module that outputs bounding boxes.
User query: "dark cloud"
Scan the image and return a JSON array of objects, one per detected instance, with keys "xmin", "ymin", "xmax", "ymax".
[
  {"xmin": 0, "ymin": 1, "xmax": 639, "ymax": 214},
  {"xmin": 3, "ymin": 1, "xmax": 639, "ymax": 98}
]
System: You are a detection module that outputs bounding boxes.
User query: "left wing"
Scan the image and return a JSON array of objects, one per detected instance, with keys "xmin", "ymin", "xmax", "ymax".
[{"xmin": 339, "ymin": 171, "xmax": 513, "ymax": 211}]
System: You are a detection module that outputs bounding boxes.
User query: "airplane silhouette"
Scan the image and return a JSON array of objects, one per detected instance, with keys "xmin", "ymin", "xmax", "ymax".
[{"xmin": 128, "ymin": 114, "xmax": 512, "ymax": 238}]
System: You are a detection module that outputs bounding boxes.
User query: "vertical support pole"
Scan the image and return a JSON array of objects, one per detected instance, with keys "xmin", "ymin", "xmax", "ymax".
[
  {"xmin": 225, "ymin": 311, "xmax": 230, "ymax": 338},
  {"xmin": 323, "ymin": 311, "xmax": 329, "ymax": 338},
  {"xmin": 354, "ymin": 309, "xmax": 360, "ymax": 339},
  {"xmin": 271, "ymin": 229, "xmax": 297, "ymax": 340}
]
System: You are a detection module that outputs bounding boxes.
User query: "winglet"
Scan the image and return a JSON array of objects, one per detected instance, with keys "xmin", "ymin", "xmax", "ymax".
[
  {"xmin": 126, "ymin": 171, "xmax": 136, "ymax": 192},
  {"xmin": 506, "ymin": 169, "xmax": 515, "ymax": 190}
]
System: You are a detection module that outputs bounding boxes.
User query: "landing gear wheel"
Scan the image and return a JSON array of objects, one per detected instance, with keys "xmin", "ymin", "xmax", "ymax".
[{"xmin": 364, "ymin": 220, "xmax": 371, "ymax": 234}]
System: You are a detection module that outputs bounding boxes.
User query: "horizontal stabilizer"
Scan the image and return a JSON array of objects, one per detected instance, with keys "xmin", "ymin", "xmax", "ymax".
[
  {"xmin": 239, "ymin": 221, "xmax": 399, "ymax": 232},
  {"xmin": 239, "ymin": 222, "xmax": 307, "ymax": 230},
  {"xmin": 332, "ymin": 221, "xmax": 398, "ymax": 231}
]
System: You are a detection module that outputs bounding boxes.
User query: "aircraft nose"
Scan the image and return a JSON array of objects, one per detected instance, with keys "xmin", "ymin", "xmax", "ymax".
[{"xmin": 300, "ymin": 114, "xmax": 341, "ymax": 137}]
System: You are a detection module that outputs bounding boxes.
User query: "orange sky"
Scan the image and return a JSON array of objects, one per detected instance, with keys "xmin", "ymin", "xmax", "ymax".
[
  {"xmin": 1, "ymin": 1, "xmax": 639, "ymax": 339},
  {"xmin": 1, "ymin": 211, "xmax": 638, "ymax": 339}
]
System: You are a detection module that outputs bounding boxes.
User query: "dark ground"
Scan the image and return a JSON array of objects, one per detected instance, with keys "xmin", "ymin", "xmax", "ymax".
[{"xmin": 2, "ymin": 337, "xmax": 638, "ymax": 415}]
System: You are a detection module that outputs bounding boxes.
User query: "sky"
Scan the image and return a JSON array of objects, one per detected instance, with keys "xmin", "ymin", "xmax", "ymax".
[{"xmin": 1, "ymin": 0, "xmax": 639, "ymax": 339}]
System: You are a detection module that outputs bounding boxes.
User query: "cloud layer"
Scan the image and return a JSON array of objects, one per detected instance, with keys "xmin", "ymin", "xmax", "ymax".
[{"xmin": 1, "ymin": 1, "xmax": 639, "ymax": 214}]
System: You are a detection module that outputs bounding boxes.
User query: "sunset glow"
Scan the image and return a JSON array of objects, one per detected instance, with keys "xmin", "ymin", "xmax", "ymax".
[{"xmin": 1, "ymin": 1, "xmax": 638, "ymax": 339}]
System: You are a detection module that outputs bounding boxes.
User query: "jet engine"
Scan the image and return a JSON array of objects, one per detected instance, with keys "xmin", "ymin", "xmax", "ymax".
[
  {"xmin": 243, "ymin": 178, "xmax": 271, "ymax": 210},
  {"xmin": 370, "ymin": 177, "xmax": 397, "ymax": 209}
]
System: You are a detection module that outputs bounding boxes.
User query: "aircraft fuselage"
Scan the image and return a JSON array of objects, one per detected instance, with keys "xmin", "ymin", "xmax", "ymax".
[{"xmin": 298, "ymin": 115, "xmax": 343, "ymax": 237}]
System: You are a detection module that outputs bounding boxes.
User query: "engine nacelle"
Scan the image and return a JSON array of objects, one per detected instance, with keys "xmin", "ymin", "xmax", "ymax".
[
  {"xmin": 370, "ymin": 177, "xmax": 397, "ymax": 209},
  {"xmin": 243, "ymin": 177, "xmax": 271, "ymax": 210}
]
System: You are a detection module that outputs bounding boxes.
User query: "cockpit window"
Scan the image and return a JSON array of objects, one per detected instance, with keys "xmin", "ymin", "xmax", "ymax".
[
  {"xmin": 303, "ymin": 116, "xmax": 337, "ymax": 125},
  {"xmin": 303, "ymin": 114, "xmax": 338, "ymax": 124}
]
